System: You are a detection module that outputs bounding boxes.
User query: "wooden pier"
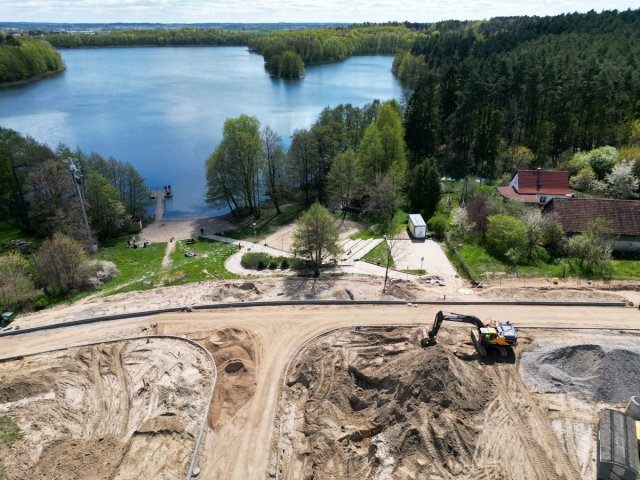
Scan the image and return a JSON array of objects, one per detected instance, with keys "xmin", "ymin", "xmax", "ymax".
[{"xmin": 151, "ymin": 189, "xmax": 165, "ymax": 221}]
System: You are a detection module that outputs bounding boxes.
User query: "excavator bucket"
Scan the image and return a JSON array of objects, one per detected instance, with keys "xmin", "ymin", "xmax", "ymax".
[{"xmin": 470, "ymin": 330, "xmax": 486, "ymax": 357}]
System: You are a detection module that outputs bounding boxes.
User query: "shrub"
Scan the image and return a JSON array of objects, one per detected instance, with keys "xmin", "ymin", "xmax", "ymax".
[
  {"xmin": 85, "ymin": 260, "xmax": 119, "ymax": 289},
  {"xmin": 281, "ymin": 258, "xmax": 290, "ymax": 269},
  {"xmin": 36, "ymin": 233, "xmax": 90, "ymax": 296},
  {"xmin": 0, "ymin": 251, "xmax": 38, "ymax": 311},
  {"xmin": 427, "ymin": 214, "xmax": 449, "ymax": 239},
  {"xmin": 486, "ymin": 214, "xmax": 527, "ymax": 258},
  {"xmin": 257, "ymin": 259, "xmax": 266, "ymax": 270},
  {"xmin": 268, "ymin": 259, "xmax": 278, "ymax": 269},
  {"xmin": 241, "ymin": 252, "xmax": 269, "ymax": 270}
]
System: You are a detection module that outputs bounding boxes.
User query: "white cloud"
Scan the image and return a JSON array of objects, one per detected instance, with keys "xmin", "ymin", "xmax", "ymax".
[{"xmin": 2, "ymin": 0, "xmax": 638, "ymax": 23}]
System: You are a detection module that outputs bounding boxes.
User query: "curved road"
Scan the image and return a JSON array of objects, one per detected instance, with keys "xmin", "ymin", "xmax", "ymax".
[{"xmin": 0, "ymin": 304, "xmax": 638, "ymax": 479}]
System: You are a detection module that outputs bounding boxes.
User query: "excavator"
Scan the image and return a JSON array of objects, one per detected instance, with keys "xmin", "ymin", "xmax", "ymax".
[{"xmin": 421, "ymin": 310, "xmax": 518, "ymax": 357}]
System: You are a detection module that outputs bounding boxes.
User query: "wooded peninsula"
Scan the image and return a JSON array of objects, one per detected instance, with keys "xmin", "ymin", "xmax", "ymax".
[{"xmin": 0, "ymin": 32, "xmax": 64, "ymax": 85}]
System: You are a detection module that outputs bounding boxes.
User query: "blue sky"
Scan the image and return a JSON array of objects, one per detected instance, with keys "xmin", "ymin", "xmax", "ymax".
[{"xmin": 4, "ymin": 0, "xmax": 639, "ymax": 23}]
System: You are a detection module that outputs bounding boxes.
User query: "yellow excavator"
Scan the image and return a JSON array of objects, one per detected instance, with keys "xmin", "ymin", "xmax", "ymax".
[{"xmin": 421, "ymin": 310, "xmax": 518, "ymax": 357}]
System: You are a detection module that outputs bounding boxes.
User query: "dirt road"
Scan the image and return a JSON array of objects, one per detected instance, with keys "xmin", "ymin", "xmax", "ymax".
[{"xmin": 0, "ymin": 304, "xmax": 638, "ymax": 479}]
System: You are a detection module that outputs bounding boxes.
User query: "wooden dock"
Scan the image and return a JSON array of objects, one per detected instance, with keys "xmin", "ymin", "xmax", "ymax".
[{"xmin": 151, "ymin": 189, "xmax": 165, "ymax": 221}]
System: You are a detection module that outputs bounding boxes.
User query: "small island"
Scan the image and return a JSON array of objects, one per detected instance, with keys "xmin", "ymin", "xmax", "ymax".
[{"xmin": 0, "ymin": 32, "xmax": 64, "ymax": 87}]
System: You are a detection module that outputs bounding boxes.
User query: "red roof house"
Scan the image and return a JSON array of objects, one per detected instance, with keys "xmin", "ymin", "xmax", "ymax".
[{"xmin": 497, "ymin": 169, "xmax": 572, "ymax": 205}]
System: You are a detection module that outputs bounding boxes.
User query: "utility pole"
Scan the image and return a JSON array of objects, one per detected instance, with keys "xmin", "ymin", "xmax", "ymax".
[{"xmin": 64, "ymin": 158, "xmax": 97, "ymax": 253}]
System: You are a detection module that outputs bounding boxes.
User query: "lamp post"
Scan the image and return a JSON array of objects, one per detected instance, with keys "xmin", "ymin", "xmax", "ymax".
[
  {"xmin": 383, "ymin": 235, "xmax": 390, "ymax": 292},
  {"xmin": 421, "ymin": 256, "xmax": 424, "ymax": 272},
  {"xmin": 64, "ymin": 158, "xmax": 97, "ymax": 253}
]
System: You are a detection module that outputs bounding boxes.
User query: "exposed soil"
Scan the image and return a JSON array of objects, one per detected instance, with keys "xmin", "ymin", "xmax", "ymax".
[
  {"xmin": 269, "ymin": 326, "xmax": 594, "ymax": 480},
  {"xmin": 0, "ymin": 338, "xmax": 214, "ymax": 480},
  {"xmin": 479, "ymin": 286, "xmax": 628, "ymax": 303}
]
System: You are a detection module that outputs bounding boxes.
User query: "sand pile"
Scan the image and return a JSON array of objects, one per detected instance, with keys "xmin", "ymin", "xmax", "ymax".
[
  {"xmin": 278, "ymin": 328, "xmax": 496, "ymax": 478},
  {"xmin": 521, "ymin": 343, "xmax": 640, "ymax": 403},
  {"xmin": 479, "ymin": 287, "xmax": 626, "ymax": 303},
  {"xmin": 210, "ymin": 281, "xmax": 262, "ymax": 302}
]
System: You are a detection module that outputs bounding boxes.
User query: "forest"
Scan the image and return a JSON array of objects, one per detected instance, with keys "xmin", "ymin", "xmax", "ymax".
[
  {"xmin": 0, "ymin": 32, "xmax": 64, "ymax": 84},
  {"xmin": 0, "ymin": 127, "xmax": 151, "ymax": 242},
  {"xmin": 396, "ymin": 9, "xmax": 640, "ymax": 178}
]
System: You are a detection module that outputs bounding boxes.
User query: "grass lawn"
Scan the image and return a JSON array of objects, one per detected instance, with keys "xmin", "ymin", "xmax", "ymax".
[
  {"xmin": 95, "ymin": 239, "xmax": 167, "ymax": 295},
  {"xmin": 164, "ymin": 238, "xmax": 237, "ymax": 285},
  {"xmin": 457, "ymin": 243, "xmax": 640, "ymax": 280},
  {"xmin": 361, "ymin": 241, "xmax": 394, "ymax": 268},
  {"xmin": 350, "ymin": 209, "xmax": 408, "ymax": 240},
  {"xmin": 225, "ymin": 203, "xmax": 307, "ymax": 242}
]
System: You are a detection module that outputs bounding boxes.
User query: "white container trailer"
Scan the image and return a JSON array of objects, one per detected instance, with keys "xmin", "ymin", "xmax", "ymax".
[{"xmin": 408, "ymin": 214, "xmax": 427, "ymax": 239}]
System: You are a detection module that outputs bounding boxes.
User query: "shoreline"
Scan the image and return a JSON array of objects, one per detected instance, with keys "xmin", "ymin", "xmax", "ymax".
[{"xmin": 0, "ymin": 67, "xmax": 66, "ymax": 88}]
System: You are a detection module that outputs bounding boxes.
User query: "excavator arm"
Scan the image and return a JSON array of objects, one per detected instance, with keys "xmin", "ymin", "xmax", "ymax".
[{"xmin": 422, "ymin": 311, "xmax": 486, "ymax": 347}]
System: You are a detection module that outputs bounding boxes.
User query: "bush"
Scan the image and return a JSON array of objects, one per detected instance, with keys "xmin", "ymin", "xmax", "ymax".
[
  {"xmin": 427, "ymin": 214, "xmax": 449, "ymax": 239},
  {"xmin": 281, "ymin": 258, "xmax": 290, "ymax": 269},
  {"xmin": 84, "ymin": 260, "xmax": 119, "ymax": 289},
  {"xmin": 257, "ymin": 259, "xmax": 266, "ymax": 270},
  {"xmin": 0, "ymin": 251, "xmax": 39, "ymax": 311},
  {"xmin": 241, "ymin": 252, "xmax": 270, "ymax": 270},
  {"xmin": 486, "ymin": 214, "xmax": 527, "ymax": 258},
  {"xmin": 36, "ymin": 233, "xmax": 90, "ymax": 296},
  {"xmin": 268, "ymin": 259, "xmax": 278, "ymax": 269}
]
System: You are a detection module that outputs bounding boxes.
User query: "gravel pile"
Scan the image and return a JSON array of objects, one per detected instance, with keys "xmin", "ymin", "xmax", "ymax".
[{"xmin": 521, "ymin": 343, "xmax": 640, "ymax": 403}]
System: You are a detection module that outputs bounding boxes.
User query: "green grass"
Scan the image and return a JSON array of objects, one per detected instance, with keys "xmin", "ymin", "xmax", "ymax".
[
  {"xmin": 0, "ymin": 221, "xmax": 39, "ymax": 255},
  {"xmin": 350, "ymin": 209, "xmax": 408, "ymax": 240},
  {"xmin": 164, "ymin": 238, "xmax": 237, "ymax": 285},
  {"xmin": 361, "ymin": 241, "xmax": 394, "ymax": 268},
  {"xmin": 95, "ymin": 239, "xmax": 166, "ymax": 295},
  {"xmin": 457, "ymin": 243, "xmax": 640, "ymax": 280},
  {"xmin": 400, "ymin": 269, "xmax": 427, "ymax": 275},
  {"xmin": 224, "ymin": 203, "xmax": 307, "ymax": 242},
  {"xmin": 0, "ymin": 417, "xmax": 21, "ymax": 447}
]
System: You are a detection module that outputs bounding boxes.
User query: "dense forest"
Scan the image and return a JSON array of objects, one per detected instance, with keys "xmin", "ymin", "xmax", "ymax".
[
  {"xmin": 0, "ymin": 128, "xmax": 151, "ymax": 242},
  {"xmin": 0, "ymin": 32, "xmax": 64, "ymax": 84},
  {"xmin": 396, "ymin": 9, "xmax": 640, "ymax": 178},
  {"xmin": 248, "ymin": 25, "xmax": 420, "ymax": 78},
  {"xmin": 43, "ymin": 27, "xmax": 254, "ymax": 48}
]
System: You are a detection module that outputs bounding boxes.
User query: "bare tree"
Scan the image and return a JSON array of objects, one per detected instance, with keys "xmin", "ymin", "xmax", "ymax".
[
  {"xmin": 381, "ymin": 232, "xmax": 410, "ymax": 292},
  {"xmin": 327, "ymin": 148, "xmax": 360, "ymax": 225}
]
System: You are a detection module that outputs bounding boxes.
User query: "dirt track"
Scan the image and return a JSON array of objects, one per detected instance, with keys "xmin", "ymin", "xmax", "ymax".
[
  {"xmin": 0, "ymin": 338, "xmax": 213, "ymax": 480},
  {"xmin": 0, "ymin": 304, "xmax": 638, "ymax": 479}
]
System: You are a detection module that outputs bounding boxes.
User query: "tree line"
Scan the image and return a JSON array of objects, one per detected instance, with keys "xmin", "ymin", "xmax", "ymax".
[
  {"xmin": 43, "ymin": 27, "xmax": 255, "ymax": 48},
  {"xmin": 41, "ymin": 24, "xmax": 422, "ymax": 79},
  {"xmin": 0, "ymin": 127, "xmax": 151, "ymax": 242},
  {"xmin": 0, "ymin": 32, "xmax": 64, "ymax": 84},
  {"xmin": 206, "ymin": 100, "xmax": 441, "ymax": 229},
  {"xmin": 397, "ymin": 9, "xmax": 640, "ymax": 179}
]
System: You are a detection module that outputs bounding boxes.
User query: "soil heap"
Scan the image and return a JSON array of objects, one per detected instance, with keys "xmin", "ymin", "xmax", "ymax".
[{"xmin": 279, "ymin": 328, "xmax": 496, "ymax": 479}]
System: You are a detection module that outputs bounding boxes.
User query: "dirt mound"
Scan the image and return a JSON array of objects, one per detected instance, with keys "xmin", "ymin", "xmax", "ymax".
[
  {"xmin": 210, "ymin": 281, "xmax": 262, "ymax": 302},
  {"xmin": 33, "ymin": 436, "xmax": 125, "ymax": 480},
  {"xmin": 0, "ymin": 376, "xmax": 53, "ymax": 403},
  {"xmin": 276, "ymin": 328, "xmax": 496, "ymax": 479},
  {"xmin": 521, "ymin": 343, "xmax": 640, "ymax": 403}
]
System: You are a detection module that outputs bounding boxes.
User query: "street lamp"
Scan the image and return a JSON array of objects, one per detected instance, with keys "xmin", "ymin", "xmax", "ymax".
[
  {"xmin": 64, "ymin": 158, "xmax": 97, "ymax": 253},
  {"xmin": 421, "ymin": 256, "xmax": 424, "ymax": 272}
]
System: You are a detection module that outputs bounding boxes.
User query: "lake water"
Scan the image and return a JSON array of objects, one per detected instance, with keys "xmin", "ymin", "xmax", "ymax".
[{"xmin": 0, "ymin": 47, "xmax": 403, "ymax": 218}]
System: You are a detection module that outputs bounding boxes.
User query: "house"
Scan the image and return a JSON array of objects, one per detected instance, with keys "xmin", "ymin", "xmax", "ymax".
[
  {"xmin": 497, "ymin": 169, "xmax": 572, "ymax": 205},
  {"xmin": 542, "ymin": 198, "xmax": 640, "ymax": 252}
]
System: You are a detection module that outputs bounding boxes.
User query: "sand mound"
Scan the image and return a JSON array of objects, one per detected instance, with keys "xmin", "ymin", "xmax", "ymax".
[
  {"xmin": 210, "ymin": 282, "xmax": 262, "ymax": 302},
  {"xmin": 279, "ymin": 328, "xmax": 496, "ymax": 478},
  {"xmin": 33, "ymin": 436, "xmax": 125, "ymax": 480},
  {"xmin": 0, "ymin": 376, "xmax": 53, "ymax": 403},
  {"xmin": 479, "ymin": 287, "xmax": 626, "ymax": 303},
  {"xmin": 521, "ymin": 343, "xmax": 640, "ymax": 403}
]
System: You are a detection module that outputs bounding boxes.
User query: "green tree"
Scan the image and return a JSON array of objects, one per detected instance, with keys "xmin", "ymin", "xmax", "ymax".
[
  {"xmin": 262, "ymin": 126, "xmax": 288, "ymax": 214},
  {"xmin": 585, "ymin": 146, "xmax": 619, "ymax": 180},
  {"xmin": 566, "ymin": 232, "xmax": 612, "ymax": 275},
  {"xmin": 404, "ymin": 72, "xmax": 440, "ymax": 162},
  {"xmin": 327, "ymin": 149, "xmax": 360, "ymax": 223},
  {"xmin": 365, "ymin": 173, "xmax": 398, "ymax": 228},
  {"xmin": 292, "ymin": 202, "xmax": 340, "ymax": 276},
  {"xmin": 486, "ymin": 214, "xmax": 527, "ymax": 259},
  {"xmin": 206, "ymin": 115, "xmax": 264, "ymax": 218},
  {"xmin": 407, "ymin": 158, "xmax": 441, "ymax": 221},
  {"xmin": 36, "ymin": 233, "xmax": 90, "ymax": 296},
  {"xmin": 86, "ymin": 172, "xmax": 128, "ymax": 240}
]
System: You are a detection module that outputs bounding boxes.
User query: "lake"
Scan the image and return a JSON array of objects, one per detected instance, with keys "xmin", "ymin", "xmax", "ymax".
[{"xmin": 0, "ymin": 47, "xmax": 403, "ymax": 219}]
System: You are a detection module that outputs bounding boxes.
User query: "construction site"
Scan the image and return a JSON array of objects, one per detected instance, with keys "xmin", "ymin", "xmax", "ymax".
[{"xmin": 0, "ymin": 300, "xmax": 639, "ymax": 479}]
